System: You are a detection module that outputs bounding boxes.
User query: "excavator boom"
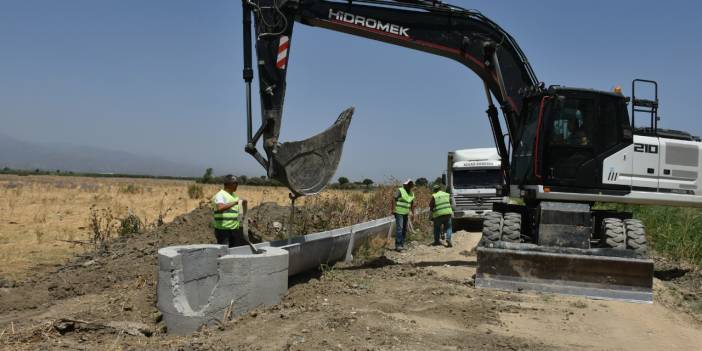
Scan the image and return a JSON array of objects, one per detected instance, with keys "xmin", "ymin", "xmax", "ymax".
[{"xmin": 242, "ymin": 0, "xmax": 539, "ymax": 195}]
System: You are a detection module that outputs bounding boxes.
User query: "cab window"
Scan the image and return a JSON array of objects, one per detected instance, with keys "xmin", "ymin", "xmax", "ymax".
[
  {"xmin": 548, "ymin": 99, "xmax": 594, "ymax": 147},
  {"xmin": 598, "ymin": 95, "xmax": 629, "ymax": 151}
]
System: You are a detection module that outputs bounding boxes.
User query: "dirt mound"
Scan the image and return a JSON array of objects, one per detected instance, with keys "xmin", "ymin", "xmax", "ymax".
[
  {"xmin": 0, "ymin": 207, "xmax": 211, "ymax": 318},
  {"xmin": 653, "ymin": 256, "xmax": 702, "ymax": 320},
  {"xmin": 0, "ymin": 203, "xmax": 289, "ymax": 317},
  {"xmin": 0, "ymin": 200, "xmax": 395, "ymax": 319}
]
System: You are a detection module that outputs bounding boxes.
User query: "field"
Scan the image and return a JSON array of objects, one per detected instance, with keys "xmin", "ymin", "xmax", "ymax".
[
  {"xmin": 0, "ymin": 175, "xmax": 432, "ymax": 280},
  {"xmin": 0, "ymin": 175, "xmax": 304, "ymax": 280}
]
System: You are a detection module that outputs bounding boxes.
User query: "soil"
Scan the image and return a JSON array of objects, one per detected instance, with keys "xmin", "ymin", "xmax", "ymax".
[{"xmin": 1, "ymin": 206, "xmax": 702, "ymax": 350}]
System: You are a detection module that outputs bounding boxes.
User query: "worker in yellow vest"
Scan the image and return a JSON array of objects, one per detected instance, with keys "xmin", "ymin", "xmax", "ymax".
[
  {"xmin": 391, "ymin": 179, "xmax": 415, "ymax": 252},
  {"xmin": 430, "ymin": 184, "xmax": 454, "ymax": 247},
  {"xmin": 211, "ymin": 175, "xmax": 247, "ymax": 247}
]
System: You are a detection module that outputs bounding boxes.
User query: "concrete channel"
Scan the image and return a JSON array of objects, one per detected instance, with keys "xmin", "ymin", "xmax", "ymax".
[{"xmin": 157, "ymin": 216, "xmax": 394, "ymax": 334}]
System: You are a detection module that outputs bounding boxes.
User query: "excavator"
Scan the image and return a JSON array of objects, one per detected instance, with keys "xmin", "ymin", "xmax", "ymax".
[{"xmin": 241, "ymin": 0, "xmax": 702, "ymax": 302}]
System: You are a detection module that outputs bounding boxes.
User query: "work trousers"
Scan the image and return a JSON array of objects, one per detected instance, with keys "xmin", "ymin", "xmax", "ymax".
[
  {"xmin": 214, "ymin": 228, "xmax": 246, "ymax": 248},
  {"xmin": 433, "ymin": 215, "xmax": 453, "ymax": 243},
  {"xmin": 394, "ymin": 213, "xmax": 409, "ymax": 249}
]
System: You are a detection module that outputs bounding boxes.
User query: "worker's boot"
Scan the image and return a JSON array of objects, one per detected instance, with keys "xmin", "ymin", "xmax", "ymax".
[{"xmin": 446, "ymin": 240, "xmax": 453, "ymax": 248}]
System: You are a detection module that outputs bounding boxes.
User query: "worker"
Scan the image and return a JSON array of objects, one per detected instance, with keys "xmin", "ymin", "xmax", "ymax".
[
  {"xmin": 567, "ymin": 110, "xmax": 589, "ymax": 146},
  {"xmin": 430, "ymin": 184, "xmax": 454, "ymax": 247},
  {"xmin": 391, "ymin": 179, "xmax": 416, "ymax": 252},
  {"xmin": 211, "ymin": 175, "xmax": 247, "ymax": 247}
]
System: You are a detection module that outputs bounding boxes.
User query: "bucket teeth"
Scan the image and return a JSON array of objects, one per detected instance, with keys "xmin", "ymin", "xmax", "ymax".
[{"xmin": 270, "ymin": 107, "xmax": 353, "ymax": 196}]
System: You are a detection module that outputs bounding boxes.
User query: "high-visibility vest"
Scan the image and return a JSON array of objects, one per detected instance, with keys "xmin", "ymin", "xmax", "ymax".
[
  {"xmin": 432, "ymin": 191, "xmax": 453, "ymax": 219},
  {"xmin": 394, "ymin": 187, "xmax": 415, "ymax": 215},
  {"xmin": 211, "ymin": 189, "xmax": 240, "ymax": 230}
]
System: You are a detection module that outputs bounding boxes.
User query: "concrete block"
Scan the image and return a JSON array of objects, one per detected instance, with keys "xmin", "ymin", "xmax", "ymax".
[
  {"xmin": 157, "ymin": 248, "xmax": 183, "ymax": 273},
  {"xmin": 180, "ymin": 247, "xmax": 226, "ymax": 282},
  {"xmin": 161, "ymin": 311, "xmax": 207, "ymax": 335},
  {"xmin": 157, "ymin": 269, "xmax": 183, "ymax": 315},
  {"xmin": 158, "ymin": 216, "xmax": 396, "ymax": 335},
  {"xmin": 184, "ymin": 275, "xmax": 218, "ymax": 312},
  {"xmin": 157, "ymin": 245, "xmax": 288, "ymax": 335},
  {"xmin": 328, "ymin": 231, "xmax": 352, "ymax": 263}
]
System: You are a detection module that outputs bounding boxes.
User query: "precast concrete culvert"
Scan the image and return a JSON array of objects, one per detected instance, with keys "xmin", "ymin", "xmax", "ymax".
[
  {"xmin": 157, "ymin": 216, "xmax": 394, "ymax": 334},
  {"xmin": 157, "ymin": 245, "xmax": 289, "ymax": 335}
]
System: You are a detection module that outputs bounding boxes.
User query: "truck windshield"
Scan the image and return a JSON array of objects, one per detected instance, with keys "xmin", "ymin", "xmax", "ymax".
[{"xmin": 453, "ymin": 169, "xmax": 502, "ymax": 189}]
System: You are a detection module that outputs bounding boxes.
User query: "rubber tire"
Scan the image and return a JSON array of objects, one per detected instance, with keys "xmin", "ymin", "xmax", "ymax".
[
  {"xmin": 481, "ymin": 212, "xmax": 503, "ymax": 243},
  {"xmin": 501, "ymin": 212, "xmax": 522, "ymax": 243},
  {"xmin": 603, "ymin": 218, "xmax": 625, "ymax": 249},
  {"xmin": 624, "ymin": 219, "xmax": 648, "ymax": 255}
]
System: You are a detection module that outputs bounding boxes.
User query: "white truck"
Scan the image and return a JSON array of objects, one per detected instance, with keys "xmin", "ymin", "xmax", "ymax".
[{"xmin": 445, "ymin": 148, "xmax": 507, "ymax": 221}]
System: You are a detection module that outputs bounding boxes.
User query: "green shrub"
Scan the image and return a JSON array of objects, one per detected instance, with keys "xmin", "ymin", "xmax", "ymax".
[
  {"xmin": 119, "ymin": 212, "xmax": 143, "ymax": 235},
  {"xmin": 634, "ymin": 206, "xmax": 702, "ymax": 265},
  {"xmin": 118, "ymin": 184, "xmax": 143, "ymax": 194}
]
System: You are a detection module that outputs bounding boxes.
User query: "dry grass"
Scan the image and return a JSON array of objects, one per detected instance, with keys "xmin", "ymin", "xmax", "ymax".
[
  {"xmin": 0, "ymin": 175, "xmax": 432, "ymax": 280},
  {"xmin": 0, "ymin": 175, "xmax": 294, "ymax": 279}
]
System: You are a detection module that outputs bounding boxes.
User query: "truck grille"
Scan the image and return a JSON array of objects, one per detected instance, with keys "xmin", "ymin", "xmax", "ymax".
[{"xmin": 453, "ymin": 194, "xmax": 503, "ymax": 210}]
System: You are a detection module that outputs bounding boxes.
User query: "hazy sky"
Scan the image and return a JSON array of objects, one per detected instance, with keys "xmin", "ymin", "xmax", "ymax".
[{"xmin": 2, "ymin": 1, "xmax": 702, "ymax": 181}]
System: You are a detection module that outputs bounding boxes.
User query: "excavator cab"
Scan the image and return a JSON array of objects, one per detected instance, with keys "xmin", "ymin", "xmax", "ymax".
[{"xmin": 512, "ymin": 88, "xmax": 633, "ymax": 193}]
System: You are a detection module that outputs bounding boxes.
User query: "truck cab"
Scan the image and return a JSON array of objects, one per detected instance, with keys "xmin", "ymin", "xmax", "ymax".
[{"xmin": 446, "ymin": 148, "xmax": 507, "ymax": 221}]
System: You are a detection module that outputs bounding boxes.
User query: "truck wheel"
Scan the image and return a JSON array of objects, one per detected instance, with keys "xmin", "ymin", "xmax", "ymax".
[
  {"xmin": 624, "ymin": 219, "xmax": 648, "ymax": 255},
  {"xmin": 501, "ymin": 212, "xmax": 522, "ymax": 243},
  {"xmin": 481, "ymin": 212, "xmax": 503, "ymax": 243},
  {"xmin": 603, "ymin": 218, "xmax": 625, "ymax": 249}
]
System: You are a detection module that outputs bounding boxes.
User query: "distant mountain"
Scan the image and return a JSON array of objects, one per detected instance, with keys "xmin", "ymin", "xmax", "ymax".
[{"xmin": 0, "ymin": 134, "xmax": 204, "ymax": 177}]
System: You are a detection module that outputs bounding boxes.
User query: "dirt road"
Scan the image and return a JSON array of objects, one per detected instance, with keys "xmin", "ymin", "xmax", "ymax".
[
  {"xmin": 395, "ymin": 233, "xmax": 702, "ymax": 351},
  {"xmin": 3, "ymin": 224, "xmax": 702, "ymax": 350}
]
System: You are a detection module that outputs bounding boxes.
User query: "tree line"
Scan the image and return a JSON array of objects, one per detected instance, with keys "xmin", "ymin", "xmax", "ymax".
[{"xmin": 0, "ymin": 166, "xmax": 442, "ymax": 190}]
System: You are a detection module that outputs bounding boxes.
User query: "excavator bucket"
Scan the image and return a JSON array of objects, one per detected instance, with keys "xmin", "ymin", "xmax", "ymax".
[
  {"xmin": 476, "ymin": 242, "xmax": 654, "ymax": 303},
  {"xmin": 270, "ymin": 108, "xmax": 353, "ymax": 196}
]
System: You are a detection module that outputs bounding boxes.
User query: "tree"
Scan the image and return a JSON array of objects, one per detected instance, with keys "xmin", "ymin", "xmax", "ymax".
[
  {"xmin": 415, "ymin": 177, "xmax": 429, "ymax": 187},
  {"xmin": 338, "ymin": 177, "xmax": 350, "ymax": 185},
  {"xmin": 247, "ymin": 177, "xmax": 265, "ymax": 186},
  {"xmin": 238, "ymin": 175, "xmax": 248, "ymax": 185},
  {"xmin": 432, "ymin": 176, "xmax": 443, "ymax": 186},
  {"xmin": 362, "ymin": 178, "xmax": 374, "ymax": 187},
  {"xmin": 200, "ymin": 168, "xmax": 213, "ymax": 184}
]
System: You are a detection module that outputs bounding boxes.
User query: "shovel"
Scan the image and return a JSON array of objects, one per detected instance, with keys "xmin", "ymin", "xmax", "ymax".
[{"xmin": 239, "ymin": 200, "xmax": 263, "ymax": 254}]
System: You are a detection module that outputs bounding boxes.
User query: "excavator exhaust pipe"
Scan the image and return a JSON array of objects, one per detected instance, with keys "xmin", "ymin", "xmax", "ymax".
[{"xmin": 269, "ymin": 108, "xmax": 353, "ymax": 196}]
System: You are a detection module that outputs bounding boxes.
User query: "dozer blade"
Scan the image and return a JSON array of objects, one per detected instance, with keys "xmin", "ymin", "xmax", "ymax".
[
  {"xmin": 476, "ymin": 242, "xmax": 654, "ymax": 303},
  {"xmin": 270, "ymin": 108, "xmax": 353, "ymax": 196}
]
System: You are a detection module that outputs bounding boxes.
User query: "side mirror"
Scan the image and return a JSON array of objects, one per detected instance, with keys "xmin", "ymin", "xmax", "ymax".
[{"xmin": 441, "ymin": 174, "xmax": 447, "ymax": 185}]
